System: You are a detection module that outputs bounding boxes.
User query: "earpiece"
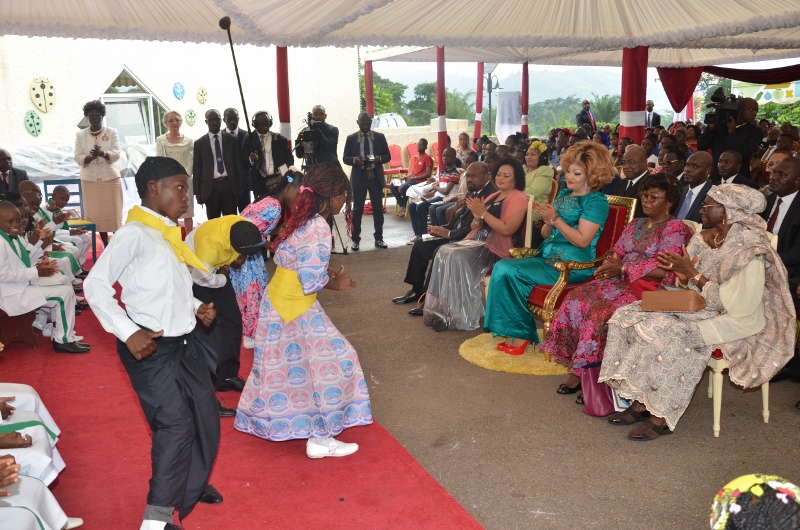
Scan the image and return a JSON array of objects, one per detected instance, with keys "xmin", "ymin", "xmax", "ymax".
[{"xmin": 252, "ymin": 110, "xmax": 273, "ymax": 128}]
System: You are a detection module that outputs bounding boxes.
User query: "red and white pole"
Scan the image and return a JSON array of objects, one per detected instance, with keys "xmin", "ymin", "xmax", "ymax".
[
  {"xmin": 436, "ymin": 46, "xmax": 446, "ymax": 169},
  {"xmin": 474, "ymin": 62, "xmax": 484, "ymax": 142},
  {"xmin": 276, "ymin": 46, "xmax": 291, "ymax": 144},
  {"xmin": 365, "ymin": 60, "xmax": 375, "ymax": 117},
  {"xmin": 618, "ymin": 46, "xmax": 648, "ymax": 145},
  {"xmin": 521, "ymin": 62, "xmax": 529, "ymax": 136}
]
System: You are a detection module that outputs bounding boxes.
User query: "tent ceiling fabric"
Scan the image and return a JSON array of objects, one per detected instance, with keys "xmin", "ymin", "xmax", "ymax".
[
  {"xmin": 3, "ymin": 0, "xmax": 800, "ymax": 50},
  {"xmin": 364, "ymin": 45, "xmax": 800, "ymax": 68}
]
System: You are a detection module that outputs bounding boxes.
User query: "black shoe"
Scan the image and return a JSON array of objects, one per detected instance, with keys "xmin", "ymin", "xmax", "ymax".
[
  {"xmin": 392, "ymin": 290, "xmax": 420, "ymax": 304},
  {"xmin": 351, "ymin": 242, "xmax": 360, "ymax": 252},
  {"xmin": 75, "ymin": 342, "xmax": 91, "ymax": 349},
  {"xmin": 408, "ymin": 307, "xmax": 424, "ymax": 316},
  {"xmin": 75, "ymin": 271, "xmax": 88, "ymax": 280},
  {"xmin": 165, "ymin": 524, "xmax": 184, "ymax": 530},
  {"xmin": 73, "ymin": 285, "xmax": 83, "ymax": 293},
  {"xmin": 218, "ymin": 376, "xmax": 245, "ymax": 392},
  {"xmin": 374, "ymin": 239, "xmax": 388, "ymax": 249},
  {"xmin": 218, "ymin": 401, "xmax": 236, "ymax": 417},
  {"xmin": 75, "ymin": 301, "xmax": 90, "ymax": 311},
  {"xmin": 75, "ymin": 309, "xmax": 81, "ymax": 316},
  {"xmin": 53, "ymin": 341, "xmax": 90, "ymax": 354},
  {"xmin": 199, "ymin": 483, "xmax": 223, "ymax": 504}
]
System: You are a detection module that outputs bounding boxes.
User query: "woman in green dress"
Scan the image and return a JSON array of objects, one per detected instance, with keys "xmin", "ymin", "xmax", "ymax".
[
  {"xmin": 483, "ymin": 141, "xmax": 616, "ymax": 355},
  {"xmin": 524, "ymin": 140, "xmax": 555, "ymax": 204}
]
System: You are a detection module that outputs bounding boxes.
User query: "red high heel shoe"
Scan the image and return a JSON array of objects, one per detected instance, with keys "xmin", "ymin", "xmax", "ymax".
[
  {"xmin": 496, "ymin": 342, "xmax": 511, "ymax": 351},
  {"xmin": 504, "ymin": 340, "xmax": 530, "ymax": 356}
]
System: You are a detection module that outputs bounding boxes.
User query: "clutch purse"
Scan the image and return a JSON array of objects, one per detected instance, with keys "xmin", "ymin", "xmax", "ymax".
[{"xmin": 641, "ymin": 289, "xmax": 706, "ymax": 312}]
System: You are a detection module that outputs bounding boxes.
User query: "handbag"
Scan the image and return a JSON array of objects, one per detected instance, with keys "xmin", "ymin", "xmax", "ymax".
[
  {"xmin": 641, "ymin": 289, "xmax": 706, "ymax": 312},
  {"xmin": 580, "ymin": 362, "xmax": 614, "ymax": 417}
]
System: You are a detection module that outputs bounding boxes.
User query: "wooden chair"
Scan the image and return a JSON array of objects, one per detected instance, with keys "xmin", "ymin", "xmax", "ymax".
[
  {"xmin": 43, "ymin": 179, "xmax": 97, "ymax": 261},
  {"xmin": 510, "ymin": 195, "xmax": 637, "ymax": 361},
  {"xmin": 383, "ymin": 144, "xmax": 408, "ymax": 209},
  {"xmin": 0, "ymin": 309, "xmax": 38, "ymax": 349}
]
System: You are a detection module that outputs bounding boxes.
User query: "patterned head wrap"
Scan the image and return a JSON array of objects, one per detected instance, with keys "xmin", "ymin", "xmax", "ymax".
[
  {"xmin": 707, "ymin": 183, "xmax": 767, "ymax": 230},
  {"xmin": 710, "ymin": 474, "xmax": 800, "ymax": 529}
]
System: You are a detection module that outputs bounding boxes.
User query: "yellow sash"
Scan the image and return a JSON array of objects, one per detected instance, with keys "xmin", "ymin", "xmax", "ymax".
[
  {"xmin": 194, "ymin": 215, "xmax": 247, "ymax": 268},
  {"xmin": 125, "ymin": 206, "xmax": 209, "ymax": 272},
  {"xmin": 268, "ymin": 266, "xmax": 316, "ymax": 323}
]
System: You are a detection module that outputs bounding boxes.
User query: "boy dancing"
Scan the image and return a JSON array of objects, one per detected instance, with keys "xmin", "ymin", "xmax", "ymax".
[{"xmin": 84, "ymin": 157, "xmax": 222, "ymax": 530}]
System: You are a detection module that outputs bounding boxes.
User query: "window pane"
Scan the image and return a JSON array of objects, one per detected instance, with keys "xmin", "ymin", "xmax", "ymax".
[{"xmin": 105, "ymin": 101, "xmax": 149, "ymax": 145}]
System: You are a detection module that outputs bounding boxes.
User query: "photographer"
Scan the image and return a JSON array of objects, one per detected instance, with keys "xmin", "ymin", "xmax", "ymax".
[
  {"xmin": 295, "ymin": 105, "xmax": 341, "ymax": 168},
  {"xmin": 343, "ymin": 111, "xmax": 391, "ymax": 251},
  {"xmin": 698, "ymin": 95, "xmax": 762, "ymax": 181}
]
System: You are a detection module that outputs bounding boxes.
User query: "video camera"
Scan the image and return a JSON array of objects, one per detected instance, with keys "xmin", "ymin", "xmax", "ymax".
[
  {"xmin": 297, "ymin": 112, "xmax": 319, "ymax": 168},
  {"xmin": 703, "ymin": 87, "xmax": 741, "ymax": 127}
]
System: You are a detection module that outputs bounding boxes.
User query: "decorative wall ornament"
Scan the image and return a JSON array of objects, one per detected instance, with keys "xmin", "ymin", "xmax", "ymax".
[
  {"xmin": 197, "ymin": 87, "xmax": 208, "ymax": 104},
  {"xmin": 30, "ymin": 77, "xmax": 56, "ymax": 113},
  {"xmin": 185, "ymin": 109, "xmax": 197, "ymax": 126},
  {"xmin": 24, "ymin": 110, "xmax": 43, "ymax": 136},
  {"xmin": 173, "ymin": 82, "xmax": 185, "ymax": 100}
]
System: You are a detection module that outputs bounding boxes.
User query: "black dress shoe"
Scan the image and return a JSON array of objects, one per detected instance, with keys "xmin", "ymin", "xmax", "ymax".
[
  {"xmin": 408, "ymin": 307, "xmax": 424, "ymax": 316},
  {"xmin": 199, "ymin": 483, "xmax": 223, "ymax": 504},
  {"xmin": 53, "ymin": 341, "xmax": 90, "ymax": 354},
  {"xmin": 74, "ymin": 309, "xmax": 81, "ymax": 316},
  {"xmin": 75, "ymin": 272, "xmax": 88, "ymax": 280},
  {"xmin": 218, "ymin": 401, "xmax": 236, "ymax": 417},
  {"xmin": 75, "ymin": 342, "xmax": 91, "ymax": 349},
  {"xmin": 73, "ymin": 286, "xmax": 83, "ymax": 293},
  {"xmin": 351, "ymin": 242, "xmax": 360, "ymax": 251},
  {"xmin": 75, "ymin": 301, "xmax": 90, "ymax": 310},
  {"xmin": 218, "ymin": 376, "xmax": 245, "ymax": 392},
  {"xmin": 374, "ymin": 239, "xmax": 388, "ymax": 249},
  {"xmin": 392, "ymin": 290, "xmax": 419, "ymax": 304},
  {"xmin": 164, "ymin": 525, "xmax": 184, "ymax": 530}
]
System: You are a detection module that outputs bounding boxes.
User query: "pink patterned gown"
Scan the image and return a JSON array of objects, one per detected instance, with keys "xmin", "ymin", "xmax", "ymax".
[
  {"xmin": 541, "ymin": 218, "xmax": 689, "ymax": 375},
  {"xmin": 235, "ymin": 215, "xmax": 372, "ymax": 441}
]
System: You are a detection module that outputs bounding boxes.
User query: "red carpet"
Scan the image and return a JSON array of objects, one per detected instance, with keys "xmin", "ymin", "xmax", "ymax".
[{"xmin": 2, "ymin": 278, "xmax": 482, "ymax": 529}]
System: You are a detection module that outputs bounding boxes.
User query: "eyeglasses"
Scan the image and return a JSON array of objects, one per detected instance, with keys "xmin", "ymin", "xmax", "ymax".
[
  {"xmin": 699, "ymin": 204, "xmax": 722, "ymax": 210},
  {"xmin": 86, "ymin": 112, "xmax": 103, "ymax": 117},
  {"xmin": 639, "ymin": 192, "xmax": 666, "ymax": 203}
]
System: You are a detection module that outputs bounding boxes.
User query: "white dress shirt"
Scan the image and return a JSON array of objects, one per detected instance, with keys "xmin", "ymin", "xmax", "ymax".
[
  {"xmin": 184, "ymin": 229, "xmax": 228, "ymax": 288},
  {"xmin": 84, "ymin": 206, "xmax": 202, "ymax": 342},
  {"xmin": 768, "ymin": 190, "xmax": 798, "ymax": 234},
  {"xmin": 722, "ymin": 173, "xmax": 739, "ymax": 184},
  {"xmin": 208, "ymin": 132, "xmax": 227, "ymax": 178}
]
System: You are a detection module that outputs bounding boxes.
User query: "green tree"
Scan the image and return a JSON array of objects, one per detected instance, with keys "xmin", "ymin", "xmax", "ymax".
[
  {"xmin": 445, "ymin": 88, "xmax": 475, "ymax": 122},
  {"xmin": 590, "ymin": 93, "xmax": 621, "ymax": 124},
  {"xmin": 526, "ymin": 95, "xmax": 582, "ymax": 136},
  {"xmin": 406, "ymin": 82, "xmax": 438, "ymax": 125},
  {"xmin": 359, "ymin": 72, "xmax": 407, "ymax": 116},
  {"xmin": 758, "ymin": 100, "xmax": 800, "ymax": 125}
]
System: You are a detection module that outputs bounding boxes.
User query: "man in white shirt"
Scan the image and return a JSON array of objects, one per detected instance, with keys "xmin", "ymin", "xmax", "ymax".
[
  {"xmin": 675, "ymin": 151, "xmax": 713, "ymax": 225},
  {"xmin": 84, "ymin": 157, "xmax": 222, "ymax": 530},
  {"xmin": 613, "ymin": 145, "xmax": 648, "ymax": 218},
  {"xmin": 717, "ymin": 150, "xmax": 758, "ymax": 189},
  {"xmin": 661, "ymin": 146, "xmax": 686, "ymax": 185},
  {"xmin": 644, "ymin": 100, "xmax": 661, "ymax": 129},
  {"xmin": 193, "ymin": 110, "xmax": 243, "ymax": 219}
]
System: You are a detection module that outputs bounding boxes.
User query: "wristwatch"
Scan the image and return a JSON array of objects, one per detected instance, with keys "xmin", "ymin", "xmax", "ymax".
[
  {"xmin": 688, "ymin": 272, "xmax": 703, "ymax": 288},
  {"xmin": 480, "ymin": 211, "xmax": 486, "ymax": 220}
]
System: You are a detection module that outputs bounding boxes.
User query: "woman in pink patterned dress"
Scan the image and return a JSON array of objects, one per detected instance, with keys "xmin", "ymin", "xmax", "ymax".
[
  {"xmin": 541, "ymin": 173, "xmax": 689, "ymax": 394},
  {"xmin": 236, "ymin": 163, "xmax": 372, "ymax": 459}
]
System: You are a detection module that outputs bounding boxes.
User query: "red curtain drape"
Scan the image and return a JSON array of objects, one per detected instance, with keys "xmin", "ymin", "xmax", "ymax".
[
  {"xmin": 619, "ymin": 46, "xmax": 648, "ymax": 145},
  {"xmin": 474, "ymin": 62, "xmax": 484, "ymax": 141},
  {"xmin": 521, "ymin": 62, "xmax": 529, "ymax": 135},
  {"xmin": 436, "ymin": 46, "xmax": 446, "ymax": 168},
  {"xmin": 364, "ymin": 60, "xmax": 374, "ymax": 117},
  {"xmin": 276, "ymin": 46, "xmax": 291, "ymax": 145}
]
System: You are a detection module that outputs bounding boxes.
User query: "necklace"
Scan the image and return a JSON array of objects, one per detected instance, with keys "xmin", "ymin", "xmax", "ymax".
[
  {"xmin": 645, "ymin": 214, "xmax": 670, "ymax": 229},
  {"xmin": 713, "ymin": 229, "xmax": 726, "ymax": 248},
  {"xmin": 90, "ymin": 126, "xmax": 103, "ymax": 139}
]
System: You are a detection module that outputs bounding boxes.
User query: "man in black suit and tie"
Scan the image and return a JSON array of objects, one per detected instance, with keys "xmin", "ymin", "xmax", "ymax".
[
  {"xmin": 644, "ymin": 100, "xmax": 661, "ymax": 129},
  {"xmin": 716, "ymin": 150, "xmax": 758, "ymax": 189},
  {"xmin": 675, "ymin": 151, "xmax": 713, "ymax": 225},
  {"xmin": 761, "ymin": 157, "xmax": 800, "ymax": 382},
  {"xmin": 343, "ymin": 111, "xmax": 391, "ymax": 251},
  {"xmin": 576, "ymin": 99, "xmax": 598, "ymax": 132},
  {"xmin": 193, "ymin": 109, "xmax": 243, "ymax": 219},
  {"xmin": 614, "ymin": 145, "xmax": 648, "ymax": 218},
  {"xmin": 392, "ymin": 162, "xmax": 497, "ymax": 314},
  {"xmin": 295, "ymin": 105, "xmax": 340, "ymax": 169},
  {"xmin": 243, "ymin": 111, "xmax": 294, "ymax": 202},
  {"xmin": 223, "ymin": 108, "xmax": 250, "ymax": 211},
  {"xmin": 0, "ymin": 149, "xmax": 29, "ymax": 194}
]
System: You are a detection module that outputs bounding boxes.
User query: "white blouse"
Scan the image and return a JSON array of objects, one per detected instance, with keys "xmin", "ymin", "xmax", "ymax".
[
  {"xmin": 74, "ymin": 126, "xmax": 121, "ymax": 182},
  {"xmin": 154, "ymin": 134, "xmax": 194, "ymax": 176}
]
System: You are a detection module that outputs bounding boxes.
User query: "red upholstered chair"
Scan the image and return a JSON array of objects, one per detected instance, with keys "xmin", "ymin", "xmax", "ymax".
[
  {"xmin": 509, "ymin": 195, "xmax": 637, "ymax": 361},
  {"xmin": 383, "ymin": 144, "xmax": 408, "ymax": 208}
]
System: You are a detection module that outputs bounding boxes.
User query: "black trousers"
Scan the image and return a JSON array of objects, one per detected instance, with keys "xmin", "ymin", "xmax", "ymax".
[
  {"xmin": 205, "ymin": 177, "xmax": 237, "ymax": 219},
  {"xmin": 116, "ymin": 334, "xmax": 220, "ymax": 520},
  {"xmin": 404, "ymin": 238, "xmax": 450, "ymax": 293},
  {"xmin": 351, "ymin": 177, "xmax": 385, "ymax": 243},
  {"xmin": 192, "ymin": 281, "xmax": 243, "ymax": 387}
]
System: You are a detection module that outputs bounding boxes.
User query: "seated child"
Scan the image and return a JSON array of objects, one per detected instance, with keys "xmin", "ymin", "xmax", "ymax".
[
  {"xmin": 21, "ymin": 190, "xmax": 82, "ymax": 281},
  {"xmin": 47, "ymin": 185, "xmax": 92, "ymax": 270},
  {"xmin": 0, "ymin": 201, "xmax": 89, "ymax": 354}
]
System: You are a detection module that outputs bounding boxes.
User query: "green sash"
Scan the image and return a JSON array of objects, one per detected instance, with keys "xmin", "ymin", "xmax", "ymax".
[
  {"xmin": 0, "ymin": 419, "xmax": 57, "ymax": 441},
  {"xmin": 0, "ymin": 230, "xmax": 31, "ymax": 267}
]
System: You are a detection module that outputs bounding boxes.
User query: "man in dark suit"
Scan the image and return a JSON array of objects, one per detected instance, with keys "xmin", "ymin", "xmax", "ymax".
[
  {"xmin": 343, "ymin": 111, "xmax": 391, "ymax": 251},
  {"xmin": 242, "ymin": 111, "xmax": 294, "ymax": 202},
  {"xmin": 576, "ymin": 99, "xmax": 597, "ymax": 132},
  {"xmin": 644, "ymin": 100, "xmax": 661, "ymax": 129},
  {"xmin": 761, "ymin": 157, "xmax": 800, "ymax": 381},
  {"xmin": 0, "ymin": 149, "xmax": 29, "ymax": 194},
  {"xmin": 716, "ymin": 150, "xmax": 758, "ymax": 189},
  {"xmin": 295, "ymin": 105, "xmax": 340, "ymax": 169},
  {"xmin": 223, "ymin": 108, "xmax": 250, "ymax": 212},
  {"xmin": 675, "ymin": 151, "xmax": 713, "ymax": 225},
  {"xmin": 392, "ymin": 162, "xmax": 497, "ymax": 314},
  {"xmin": 193, "ymin": 109, "xmax": 243, "ymax": 219},
  {"xmin": 613, "ymin": 145, "xmax": 648, "ymax": 218},
  {"xmin": 698, "ymin": 97, "xmax": 762, "ymax": 180}
]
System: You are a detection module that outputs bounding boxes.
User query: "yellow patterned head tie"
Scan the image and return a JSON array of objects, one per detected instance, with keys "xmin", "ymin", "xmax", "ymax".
[
  {"xmin": 710, "ymin": 473, "xmax": 800, "ymax": 529},
  {"xmin": 527, "ymin": 140, "xmax": 547, "ymax": 154}
]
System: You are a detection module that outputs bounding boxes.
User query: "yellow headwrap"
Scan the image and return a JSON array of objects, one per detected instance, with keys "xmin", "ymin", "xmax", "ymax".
[
  {"xmin": 193, "ymin": 215, "xmax": 248, "ymax": 268},
  {"xmin": 125, "ymin": 206, "xmax": 209, "ymax": 272},
  {"xmin": 527, "ymin": 140, "xmax": 547, "ymax": 154}
]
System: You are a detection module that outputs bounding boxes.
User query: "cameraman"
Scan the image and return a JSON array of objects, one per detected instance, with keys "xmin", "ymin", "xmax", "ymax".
[
  {"xmin": 295, "ymin": 105, "xmax": 341, "ymax": 168},
  {"xmin": 698, "ymin": 97, "xmax": 762, "ymax": 181}
]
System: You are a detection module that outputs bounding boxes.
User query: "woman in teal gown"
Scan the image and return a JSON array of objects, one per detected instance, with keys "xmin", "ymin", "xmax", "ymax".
[{"xmin": 484, "ymin": 141, "xmax": 617, "ymax": 354}]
